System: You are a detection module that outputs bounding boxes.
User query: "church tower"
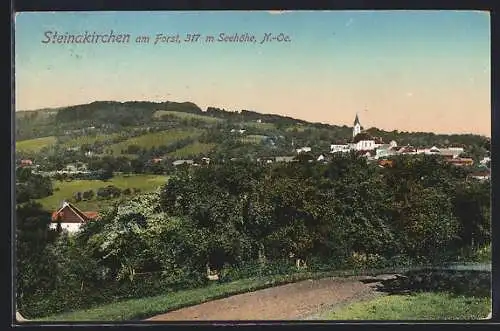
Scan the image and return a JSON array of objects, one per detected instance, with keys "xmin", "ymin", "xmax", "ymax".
[{"xmin": 353, "ymin": 113, "xmax": 362, "ymax": 138}]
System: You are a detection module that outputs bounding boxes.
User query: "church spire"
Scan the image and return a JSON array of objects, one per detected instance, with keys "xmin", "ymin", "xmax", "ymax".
[
  {"xmin": 354, "ymin": 113, "xmax": 361, "ymax": 126},
  {"xmin": 353, "ymin": 113, "xmax": 362, "ymax": 138}
]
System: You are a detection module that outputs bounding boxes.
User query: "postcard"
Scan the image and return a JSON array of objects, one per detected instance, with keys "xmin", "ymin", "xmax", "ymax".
[{"xmin": 14, "ymin": 10, "xmax": 491, "ymax": 323}]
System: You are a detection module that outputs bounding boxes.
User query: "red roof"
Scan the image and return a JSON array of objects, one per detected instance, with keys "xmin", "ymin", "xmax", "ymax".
[
  {"xmin": 51, "ymin": 202, "xmax": 99, "ymax": 222},
  {"xmin": 83, "ymin": 211, "xmax": 99, "ymax": 219}
]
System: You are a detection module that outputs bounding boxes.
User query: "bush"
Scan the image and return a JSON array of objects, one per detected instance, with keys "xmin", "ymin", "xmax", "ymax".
[{"xmin": 19, "ymin": 270, "xmax": 209, "ymax": 319}]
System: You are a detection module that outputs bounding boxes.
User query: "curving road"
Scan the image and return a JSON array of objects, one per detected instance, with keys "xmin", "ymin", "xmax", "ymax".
[{"xmin": 145, "ymin": 275, "xmax": 395, "ymax": 321}]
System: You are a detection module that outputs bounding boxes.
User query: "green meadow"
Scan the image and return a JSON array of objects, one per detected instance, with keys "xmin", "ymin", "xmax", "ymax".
[
  {"xmin": 242, "ymin": 121, "xmax": 276, "ymax": 130},
  {"xmin": 60, "ymin": 133, "xmax": 125, "ymax": 147},
  {"xmin": 167, "ymin": 142, "xmax": 216, "ymax": 158},
  {"xmin": 109, "ymin": 129, "xmax": 203, "ymax": 155},
  {"xmin": 241, "ymin": 135, "xmax": 268, "ymax": 144},
  {"xmin": 37, "ymin": 174, "xmax": 168, "ymax": 211},
  {"xmin": 16, "ymin": 136, "xmax": 57, "ymax": 153},
  {"xmin": 153, "ymin": 110, "xmax": 224, "ymax": 123}
]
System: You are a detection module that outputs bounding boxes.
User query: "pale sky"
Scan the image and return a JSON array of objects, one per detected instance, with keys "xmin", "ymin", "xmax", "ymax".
[{"xmin": 15, "ymin": 11, "xmax": 491, "ymax": 136}]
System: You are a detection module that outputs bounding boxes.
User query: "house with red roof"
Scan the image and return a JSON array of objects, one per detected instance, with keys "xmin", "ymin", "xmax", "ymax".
[
  {"xmin": 50, "ymin": 201, "xmax": 99, "ymax": 233},
  {"xmin": 445, "ymin": 157, "xmax": 474, "ymax": 167},
  {"xmin": 469, "ymin": 169, "xmax": 490, "ymax": 181},
  {"xmin": 19, "ymin": 159, "xmax": 33, "ymax": 167}
]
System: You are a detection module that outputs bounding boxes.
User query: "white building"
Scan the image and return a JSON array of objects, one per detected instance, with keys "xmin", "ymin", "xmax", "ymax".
[
  {"xmin": 352, "ymin": 139, "xmax": 376, "ymax": 151},
  {"xmin": 350, "ymin": 114, "xmax": 382, "ymax": 151},
  {"xmin": 49, "ymin": 201, "xmax": 98, "ymax": 234},
  {"xmin": 296, "ymin": 147, "xmax": 312, "ymax": 154},
  {"xmin": 375, "ymin": 144, "xmax": 397, "ymax": 159},
  {"xmin": 330, "ymin": 144, "xmax": 351, "ymax": 153},
  {"xmin": 480, "ymin": 156, "xmax": 491, "ymax": 165}
]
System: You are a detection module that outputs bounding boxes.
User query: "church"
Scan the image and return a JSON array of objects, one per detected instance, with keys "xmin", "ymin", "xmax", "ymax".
[{"xmin": 330, "ymin": 113, "xmax": 397, "ymax": 155}]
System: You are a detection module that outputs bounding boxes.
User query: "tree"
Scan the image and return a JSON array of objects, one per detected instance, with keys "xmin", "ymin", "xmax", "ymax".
[
  {"xmin": 98, "ymin": 169, "xmax": 113, "ymax": 181},
  {"xmin": 82, "ymin": 190, "xmax": 94, "ymax": 201},
  {"xmin": 452, "ymin": 181, "xmax": 490, "ymax": 249},
  {"xmin": 74, "ymin": 191, "xmax": 82, "ymax": 202},
  {"xmin": 16, "ymin": 201, "xmax": 58, "ymax": 310}
]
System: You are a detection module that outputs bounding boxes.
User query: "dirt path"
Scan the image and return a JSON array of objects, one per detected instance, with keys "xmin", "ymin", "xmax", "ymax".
[{"xmin": 146, "ymin": 275, "xmax": 396, "ymax": 321}]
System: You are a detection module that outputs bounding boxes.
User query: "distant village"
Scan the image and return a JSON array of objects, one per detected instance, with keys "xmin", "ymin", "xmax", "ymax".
[{"xmin": 18, "ymin": 114, "xmax": 490, "ymax": 182}]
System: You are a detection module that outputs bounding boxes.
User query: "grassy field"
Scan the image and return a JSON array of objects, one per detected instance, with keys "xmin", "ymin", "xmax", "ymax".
[
  {"xmin": 16, "ymin": 136, "xmax": 57, "ymax": 153},
  {"xmin": 109, "ymin": 129, "xmax": 203, "ymax": 155},
  {"xmin": 36, "ymin": 271, "xmax": 341, "ymax": 322},
  {"xmin": 153, "ymin": 110, "xmax": 224, "ymax": 123},
  {"xmin": 285, "ymin": 125, "xmax": 307, "ymax": 132},
  {"xmin": 242, "ymin": 121, "xmax": 276, "ymax": 130},
  {"xmin": 60, "ymin": 133, "xmax": 125, "ymax": 147},
  {"xmin": 321, "ymin": 292, "xmax": 491, "ymax": 320},
  {"xmin": 240, "ymin": 135, "xmax": 268, "ymax": 144},
  {"xmin": 36, "ymin": 174, "xmax": 168, "ymax": 211},
  {"xmin": 167, "ymin": 142, "xmax": 216, "ymax": 158}
]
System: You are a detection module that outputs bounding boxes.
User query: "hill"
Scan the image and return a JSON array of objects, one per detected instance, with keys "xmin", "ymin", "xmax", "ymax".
[{"xmin": 14, "ymin": 100, "xmax": 490, "ymax": 165}]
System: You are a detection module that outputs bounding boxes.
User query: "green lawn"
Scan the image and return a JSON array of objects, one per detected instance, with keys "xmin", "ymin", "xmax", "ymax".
[
  {"xmin": 16, "ymin": 136, "xmax": 57, "ymax": 153},
  {"xmin": 153, "ymin": 110, "xmax": 224, "ymax": 123},
  {"xmin": 321, "ymin": 292, "xmax": 491, "ymax": 320},
  {"xmin": 36, "ymin": 174, "xmax": 168, "ymax": 211},
  {"xmin": 168, "ymin": 142, "xmax": 216, "ymax": 158},
  {"xmin": 109, "ymin": 129, "xmax": 203, "ymax": 155}
]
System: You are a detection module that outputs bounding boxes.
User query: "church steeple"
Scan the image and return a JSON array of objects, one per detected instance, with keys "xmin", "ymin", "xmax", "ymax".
[
  {"xmin": 354, "ymin": 113, "xmax": 361, "ymax": 126},
  {"xmin": 353, "ymin": 113, "xmax": 362, "ymax": 137}
]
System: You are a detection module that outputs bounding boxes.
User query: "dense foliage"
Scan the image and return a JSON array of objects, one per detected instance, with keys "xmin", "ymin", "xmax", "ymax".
[
  {"xmin": 16, "ymin": 154, "xmax": 490, "ymax": 318},
  {"xmin": 16, "ymin": 168, "xmax": 53, "ymax": 204}
]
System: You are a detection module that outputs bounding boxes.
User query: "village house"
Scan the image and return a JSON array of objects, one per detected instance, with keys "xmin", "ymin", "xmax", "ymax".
[
  {"xmin": 378, "ymin": 159, "xmax": 394, "ymax": 168},
  {"xmin": 417, "ymin": 146, "xmax": 464, "ymax": 159},
  {"xmin": 350, "ymin": 132, "xmax": 380, "ymax": 151},
  {"xmin": 150, "ymin": 157, "xmax": 163, "ymax": 164},
  {"xmin": 257, "ymin": 157, "xmax": 274, "ymax": 164},
  {"xmin": 296, "ymin": 147, "xmax": 312, "ymax": 154},
  {"xmin": 330, "ymin": 140, "xmax": 351, "ymax": 153},
  {"xmin": 445, "ymin": 157, "xmax": 474, "ymax": 167},
  {"xmin": 275, "ymin": 156, "xmax": 296, "ymax": 163},
  {"xmin": 50, "ymin": 201, "xmax": 99, "ymax": 233},
  {"xmin": 201, "ymin": 157, "xmax": 211, "ymax": 165},
  {"xmin": 19, "ymin": 159, "xmax": 34, "ymax": 167},
  {"xmin": 398, "ymin": 145, "xmax": 418, "ymax": 155},
  {"xmin": 480, "ymin": 156, "xmax": 491, "ymax": 165},
  {"xmin": 469, "ymin": 169, "xmax": 490, "ymax": 181},
  {"xmin": 374, "ymin": 143, "xmax": 398, "ymax": 159}
]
